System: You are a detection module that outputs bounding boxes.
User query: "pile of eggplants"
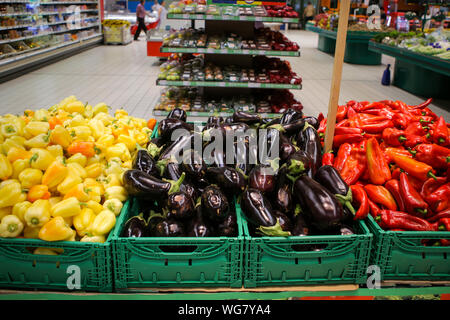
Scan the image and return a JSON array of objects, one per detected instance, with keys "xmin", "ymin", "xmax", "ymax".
[{"xmin": 121, "ymin": 108, "xmax": 358, "ymax": 239}]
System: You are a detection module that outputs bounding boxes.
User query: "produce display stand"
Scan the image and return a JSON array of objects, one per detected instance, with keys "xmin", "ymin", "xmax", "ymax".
[
  {"xmin": 305, "ymin": 24, "xmax": 382, "ymax": 65},
  {"xmin": 153, "ymin": 6, "xmax": 302, "ymax": 117},
  {"xmin": 368, "ymin": 41, "xmax": 450, "ymax": 99}
]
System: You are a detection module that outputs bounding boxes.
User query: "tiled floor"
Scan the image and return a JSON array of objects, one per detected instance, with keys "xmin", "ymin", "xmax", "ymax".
[{"xmin": 0, "ymin": 30, "xmax": 448, "ymax": 121}]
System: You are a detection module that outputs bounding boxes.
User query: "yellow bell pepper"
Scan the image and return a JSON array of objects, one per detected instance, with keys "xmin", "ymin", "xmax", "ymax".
[
  {"xmin": 24, "ymin": 121, "xmax": 50, "ymax": 138},
  {"xmin": 11, "ymin": 159, "xmax": 29, "ymax": 180},
  {"xmin": 86, "ymin": 200, "xmax": 103, "ymax": 215},
  {"xmin": 96, "ymin": 134, "xmax": 114, "ymax": 148},
  {"xmin": 80, "ymin": 235, "xmax": 105, "ymax": 243},
  {"xmin": 93, "ymin": 102, "xmax": 109, "ymax": 115},
  {"xmin": 56, "ymin": 167, "xmax": 82, "ymax": 195},
  {"xmin": 66, "ymin": 162, "xmax": 87, "ymax": 179},
  {"xmin": 115, "ymin": 109, "xmax": 128, "ymax": 118},
  {"xmin": 0, "ymin": 215, "xmax": 24, "ymax": 237},
  {"xmin": 67, "ymin": 153, "xmax": 87, "ymax": 167},
  {"xmin": 88, "ymin": 119, "xmax": 105, "ymax": 140},
  {"xmin": 7, "ymin": 147, "xmax": 32, "ymax": 163},
  {"xmin": 63, "ymin": 184, "xmax": 90, "ymax": 202},
  {"xmin": 12, "ymin": 201, "xmax": 31, "ymax": 223},
  {"xmin": 86, "ymin": 154, "xmax": 102, "ymax": 166},
  {"xmin": 0, "ymin": 181, "xmax": 23, "ymax": 208},
  {"xmin": 24, "ymin": 133, "xmax": 50, "ymax": 149},
  {"xmin": 47, "ymin": 145, "xmax": 63, "ymax": 159},
  {"xmin": 104, "ymin": 173, "xmax": 121, "ymax": 189},
  {"xmin": 122, "ymin": 160, "xmax": 132, "ymax": 169},
  {"xmin": 1, "ymin": 122, "xmax": 19, "ymax": 138},
  {"xmin": 72, "ymin": 126, "xmax": 92, "ymax": 141},
  {"xmin": 33, "ymin": 109, "xmax": 50, "ymax": 122},
  {"xmin": 73, "ymin": 207, "xmax": 95, "ymax": 236},
  {"xmin": 66, "ymin": 101, "xmax": 85, "ymax": 114},
  {"xmin": 85, "ymin": 162, "xmax": 102, "ymax": 178},
  {"xmin": 84, "ymin": 104, "xmax": 94, "ymax": 119},
  {"xmin": 49, "ymin": 125, "xmax": 72, "ymax": 148},
  {"xmin": 103, "ymin": 199, "xmax": 123, "ymax": 216},
  {"xmin": 51, "ymin": 197, "xmax": 81, "ymax": 218},
  {"xmin": 27, "ymin": 184, "xmax": 51, "ymax": 202},
  {"xmin": 104, "ymin": 186, "xmax": 127, "ymax": 202},
  {"xmin": 106, "ymin": 143, "xmax": 131, "ymax": 162},
  {"xmin": 18, "ymin": 168, "xmax": 43, "ymax": 189},
  {"xmin": 84, "ymin": 178, "xmax": 104, "ymax": 194},
  {"xmin": 104, "ymin": 160, "xmax": 125, "ymax": 176},
  {"xmin": 23, "ymin": 225, "xmax": 40, "ymax": 238},
  {"xmin": 42, "ymin": 160, "xmax": 68, "ymax": 190},
  {"xmin": 91, "ymin": 210, "xmax": 116, "ymax": 236},
  {"xmin": 33, "ymin": 247, "xmax": 59, "ymax": 255},
  {"xmin": 48, "ymin": 196, "xmax": 62, "ymax": 207},
  {"xmin": 63, "ymin": 216, "xmax": 73, "ymax": 227},
  {"xmin": 38, "ymin": 216, "xmax": 74, "ymax": 241},
  {"xmin": 117, "ymin": 134, "xmax": 136, "ymax": 152},
  {"xmin": 29, "ymin": 148, "xmax": 55, "ymax": 171},
  {"xmin": 67, "ymin": 114, "xmax": 87, "ymax": 127},
  {"xmin": 0, "ymin": 206, "xmax": 11, "ymax": 221},
  {"xmin": 0, "ymin": 154, "xmax": 12, "ymax": 180},
  {"xmin": 134, "ymin": 131, "xmax": 148, "ymax": 146},
  {"xmin": 24, "ymin": 199, "xmax": 50, "ymax": 227}
]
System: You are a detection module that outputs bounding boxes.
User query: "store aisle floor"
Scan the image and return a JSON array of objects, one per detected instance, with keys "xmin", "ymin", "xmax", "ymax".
[{"xmin": 0, "ymin": 30, "xmax": 448, "ymax": 121}]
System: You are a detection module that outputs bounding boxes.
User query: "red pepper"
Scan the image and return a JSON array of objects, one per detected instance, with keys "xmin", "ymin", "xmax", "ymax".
[
  {"xmin": 405, "ymin": 121, "xmax": 429, "ymax": 137},
  {"xmin": 420, "ymin": 177, "xmax": 447, "ymax": 201},
  {"xmin": 438, "ymin": 218, "xmax": 450, "ymax": 231},
  {"xmin": 384, "ymin": 147, "xmax": 412, "ymax": 163},
  {"xmin": 347, "ymin": 106, "xmax": 358, "ymax": 119},
  {"xmin": 322, "ymin": 152, "xmax": 334, "ymax": 166},
  {"xmin": 317, "ymin": 112, "xmax": 324, "ymax": 123},
  {"xmin": 364, "ymin": 184, "xmax": 397, "ymax": 211},
  {"xmin": 336, "ymin": 105, "xmax": 348, "ymax": 123},
  {"xmin": 334, "ymin": 127, "xmax": 363, "ymax": 135},
  {"xmin": 385, "ymin": 150, "xmax": 437, "ymax": 181},
  {"xmin": 404, "ymin": 135, "xmax": 427, "ymax": 149},
  {"xmin": 382, "ymin": 128, "xmax": 406, "ymax": 147},
  {"xmin": 366, "ymin": 137, "xmax": 391, "ymax": 185},
  {"xmin": 336, "ymin": 119, "xmax": 349, "ymax": 128},
  {"xmin": 376, "ymin": 210, "xmax": 435, "ymax": 231},
  {"xmin": 368, "ymin": 199, "xmax": 381, "ymax": 218},
  {"xmin": 339, "ymin": 147, "xmax": 366, "ymax": 185},
  {"xmin": 361, "ymin": 108, "xmax": 395, "ymax": 119},
  {"xmin": 318, "ymin": 118, "xmax": 327, "ymax": 134},
  {"xmin": 410, "ymin": 98, "xmax": 432, "ymax": 110},
  {"xmin": 412, "ymin": 144, "xmax": 450, "ymax": 170},
  {"xmin": 392, "ymin": 113, "xmax": 414, "ymax": 130},
  {"xmin": 427, "ymin": 208, "xmax": 450, "ymax": 222},
  {"xmin": 351, "ymin": 185, "xmax": 369, "ymax": 220},
  {"xmin": 359, "ymin": 119, "xmax": 394, "ymax": 134},
  {"xmin": 385, "ymin": 179, "xmax": 406, "ymax": 212},
  {"xmin": 433, "ymin": 116, "xmax": 449, "ymax": 147},
  {"xmin": 425, "ymin": 183, "xmax": 450, "ymax": 213},
  {"xmin": 439, "ymin": 239, "xmax": 450, "ymax": 246},
  {"xmin": 359, "ymin": 101, "xmax": 386, "ymax": 111},
  {"xmin": 333, "ymin": 134, "xmax": 364, "ymax": 149},
  {"xmin": 333, "ymin": 143, "xmax": 352, "ymax": 172},
  {"xmin": 399, "ymin": 172, "xmax": 429, "ymax": 217}
]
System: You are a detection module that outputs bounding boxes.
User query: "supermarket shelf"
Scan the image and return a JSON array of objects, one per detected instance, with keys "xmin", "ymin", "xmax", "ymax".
[
  {"xmin": 39, "ymin": 1, "xmax": 99, "ymax": 4},
  {"xmin": 156, "ymin": 79, "xmax": 302, "ymax": 90},
  {"xmin": 0, "ymin": 9, "xmax": 98, "ymax": 17},
  {"xmin": 0, "ymin": 24, "xmax": 99, "ymax": 45},
  {"xmin": 167, "ymin": 13, "xmax": 299, "ymax": 23},
  {"xmin": 160, "ymin": 46, "xmax": 300, "ymax": 57},
  {"xmin": 0, "ymin": 19, "xmax": 99, "ymax": 31},
  {"xmin": 153, "ymin": 109, "xmax": 281, "ymax": 118}
]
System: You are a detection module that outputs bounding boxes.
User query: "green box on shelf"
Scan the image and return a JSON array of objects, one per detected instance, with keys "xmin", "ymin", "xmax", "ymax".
[
  {"xmin": 366, "ymin": 215, "xmax": 450, "ymax": 281},
  {"xmin": 240, "ymin": 204, "xmax": 373, "ymax": 288},
  {"xmin": 0, "ymin": 199, "xmax": 131, "ymax": 293},
  {"xmin": 111, "ymin": 197, "xmax": 245, "ymax": 290}
]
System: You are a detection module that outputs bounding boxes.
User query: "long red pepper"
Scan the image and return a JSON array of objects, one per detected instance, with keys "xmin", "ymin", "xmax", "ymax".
[
  {"xmin": 433, "ymin": 116, "xmax": 449, "ymax": 147},
  {"xmin": 339, "ymin": 147, "xmax": 366, "ymax": 185},
  {"xmin": 385, "ymin": 179, "xmax": 406, "ymax": 212},
  {"xmin": 427, "ymin": 208, "xmax": 450, "ymax": 222},
  {"xmin": 420, "ymin": 177, "xmax": 447, "ymax": 201},
  {"xmin": 334, "ymin": 127, "xmax": 363, "ymax": 135},
  {"xmin": 359, "ymin": 120, "xmax": 394, "ymax": 134},
  {"xmin": 350, "ymin": 185, "xmax": 369, "ymax": 220},
  {"xmin": 425, "ymin": 183, "xmax": 450, "ymax": 213},
  {"xmin": 368, "ymin": 199, "xmax": 381, "ymax": 218},
  {"xmin": 376, "ymin": 210, "xmax": 435, "ymax": 231},
  {"xmin": 412, "ymin": 144, "xmax": 450, "ymax": 169},
  {"xmin": 333, "ymin": 134, "xmax": 364, "ymax": 148},
  {"xmin": 410, "ymin": 98, "xmax": 432, "ymax": 110},
  {"xmin": 386, "ymin": 150, "xmax": 437, "ymax": 181},
  {"xmin": 322, "ymin": 152, "xmax": 334, "ymax": 166},
  {"xmin": 366, "ymin": 137, "xmax": 391, "ymax": 185},
  {"xmin": 399, "ymin": 172, "xmax": 429, "ymax": 217},
  {"xmin": 438, "ymin": 218, "xmax": 450, "ymax": 231},
  {"xmin": 364, "ymin": 184, "xmax": 397, "ymax": 211},
  {"xmin": 333, "ymin": 143, "xmax": 352, "ymax": 172}
]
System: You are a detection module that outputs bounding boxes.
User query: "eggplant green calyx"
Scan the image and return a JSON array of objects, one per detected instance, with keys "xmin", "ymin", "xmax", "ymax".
[
  {"xmin": 267, "ymin": 124, "xmax": 286, "ymax": 133},
  {"xmin": 256, "ymin": 218, "xmax": 291, "ymax": 237},
  {"xmin": 294, "ymin": 203, "xmax": 302, "ymax": 216},
  {"xmin": 165, "ymin": 172, "xmax": 186, "ymax": 195},
  {"xmin": 266, "ymin": 157, "xmax": 280, "ymax": 172},
  {"xmin": 287, "ymin": 159, "xmax": 305, "ymax": 176},
  {"xmin": 147, "ymin": 143, "xmax": 163, "ymax": 158},
  {"xmin": 335, "ymin": 188, "xmax": 356, "ymax": 216},
  {"xmin": 235, "ymin": 167, "xmax": 248, "ymax": 180},
  {"xmin": 302, "ymin": 122, "xmax": 315, "ymax": 132},
  {"xmin": 286, "ymin": 174, "xmax": 298, "ymax": 184}
]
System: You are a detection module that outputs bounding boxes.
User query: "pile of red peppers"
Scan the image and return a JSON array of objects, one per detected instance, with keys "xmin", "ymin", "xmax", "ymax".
[{"xmin": 318, "ymin": 98, "xmax": 450, "ymax": 242}]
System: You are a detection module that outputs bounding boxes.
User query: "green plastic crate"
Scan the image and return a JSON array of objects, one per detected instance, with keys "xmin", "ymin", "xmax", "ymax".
[
  {"xmin": 0, "ymin": 199, "xmax": 131, "ymax": 292},
  {"xmin": 366, "ymin": 215, "xmax": 450, "ymax": 281},
  {"xmin": 241, "ymin": 204, "xmax": 373, "ymax": 288},
  {"xmin": 112, "ymin": 197, "xmax": 245, "ymax": 291}
]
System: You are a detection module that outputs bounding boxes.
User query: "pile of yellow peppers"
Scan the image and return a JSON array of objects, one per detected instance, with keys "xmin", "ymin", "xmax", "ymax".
[{"xmin": 0, "ymin": 96, "xmax": 153, "ymax": 243}]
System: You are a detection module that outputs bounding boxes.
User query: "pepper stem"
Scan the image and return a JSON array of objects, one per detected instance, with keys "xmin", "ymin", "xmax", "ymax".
[
  {"xmin": 256, "ymin": 219, "xmax": 291, "ymax": 237},
  {"xmin": 439, "ymin": 138, "xmax": 445, "ymax": 144},
  {"xmin": 427, "ymin": 171, "xmax": 437, "ymax": 180},
  {"xmin": 7, "ymin": 223, "xmax": 17, "ymax": 233},
  {"xmin": 302, "ymin": 122, "xmax": 314, "ymax": 132},
  {"xmin": 438, "ymin": 225, "xmax": 446, "ymax": 231},
  {"xmin": 167, "ymin": 172, "xmax": 186, "ymax": 195},
  {"xmin": 31, "ymin": 217, "xmax": 39, "ymax": 226},
  {"xmin": 398, "ymin": 136, "xmax": 407, "ymax": 142},
  {"xmin": 415, "ymin": 208, "xmax": 427, "ymax": 216}
]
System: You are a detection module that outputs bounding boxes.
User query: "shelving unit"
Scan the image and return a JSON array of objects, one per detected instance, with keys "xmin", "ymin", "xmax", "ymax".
[
  {"xmin": 154, "ymin": 4, "xmax": 301, "ymax": 117},
  {"xmin": 0, "ymin": 0, "xmax": 102, "ymax": 77}
]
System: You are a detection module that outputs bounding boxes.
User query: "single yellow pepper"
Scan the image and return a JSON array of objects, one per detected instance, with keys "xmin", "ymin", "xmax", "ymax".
[
  {"xmin": 0, "ymin": 181, "xmax": 24, "ymax": 208},
  {"xmin": 24, "ymin": 121, "xmax": 49, "ymax": 137},
  {"xmin": 12, "ymin": 201, "xmax": 31, "ymax": 223},
  {"xmin": 38, "ymin": 216, "xmax": 74, "ymax": 241},
  {"xmin": 41, "ymin": 160, "xmax": 68, "ymax": 190},
  {"xmin": 104, "ymin": 186, "xmax": 127, "ymax": 202},
  {"xmin": 0, "ymin": 154, "xmax": 12, "ymax": 180},
  {"xmin": 49, "ymin": 125, "xmax": 72, "ymax": 148},
  {"xmin": 56, "ymin": 167, "xmax": 82, "ymax": 195},
  {"xmin": 103, "ymin": 199, "xmax": 123, "ymax": 216},
  {"xmin": 7, "ymin": 147, "xmax": 32, "ymax": 163},
  {"xmin": 66, "ymin": 162, "xmax": 87, "ymax": 179},
  {"xmin": 73, "ymin": 208, "xmax": 96, "ymax": 236},
  {"xmin": 24, "ymin": 133, "xmax": 50, "ymax": 149},
  {"xmin": 47, "ymin": 145, "xmax": 63, "ymax": 159},
  {"xmin": 29, "ymin": 148, "xmax": 55, "ymax": 171},
  {"xmin": 0, "ymin": 215, "xmax": 24, "ymax": 238},
  {"xmin": 63, "ymin": 184, "xmax": 90, "ymax": 202},
  {"xmin": 51, "ymin": 197, "xmax": 81, "ymax": 218},
  {"xmin": 18, "ymin": 168, "xmax": 43, "ymax": 189},
  {"xmin": 86, "ymin": 200, "xmax": 103, "ymax": 215},
  {"xmin": 67, "ymin": 153, "xmax": 87, "ymax": 167},
  {"xmin": 91, "ymin": 210, "xmax": 116, "ymax": 236},
  {"xmin": 85, "ymin": 162, "xmax": 102, "ymax": 178},
  {"xmin": 11, "ymin": 159, "xmax": 30, "ymax": 179},
  {"xmin": 24, "ymin": 199, "xmax": 51, "ymax": 227}
]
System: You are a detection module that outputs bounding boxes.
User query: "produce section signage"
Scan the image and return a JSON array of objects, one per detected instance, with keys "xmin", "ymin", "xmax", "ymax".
[{"xmin": 208, "ymin": 0, "xmax": 287, "ymax": 6}]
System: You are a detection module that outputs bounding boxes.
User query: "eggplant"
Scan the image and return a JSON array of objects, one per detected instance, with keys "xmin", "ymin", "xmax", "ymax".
[
  {"xmin": 280, "ymin": 108, "xmax": 303, "ymax": 125},
  {"xmin": 167, "ymin": 108, "xmax": 187, "ymax": 122},
  {"xmin": 158, "ymin": 132, "xmax": 195, "ymax": 162},
  {"xmin": 205, "ymin": 167, "xmax": 246, "ymax": 195},
  {"xmin": 217, "ymin": 214, "xmax": 237, "ymax": 236},
  {"xmin": 297, "ymin": 123, "xmax": 322, "ymax": 176},
  {"xmin": 181, "ymin": 149, "xmax": 207, "ymax": 179},
  {"xmin": 153, "ymin": 219, "xmax": 185, "ymax": 237},
  {"xmin": 121, "ymin": 216, "xmax": 147, "ymax": 237},
  {"xmin": 162, "ymin": 162, "xmax": 198, "ymax": 200},
  {"xmin": 249, "ymin": 164, "xmax": 276, "ymax": 194},
  {"xmin": 234, "ymin": 139, "xmax": 253, "ymax": 176},
  {"xmin": 224, "ymin": 116, "xmax": 234, "ymax": 124},
  {"xmin": 232, "ymin": 111, "xmax": 262, "ymax": 125},
  {"xmin": 207, "ymin": 116, "xmax": 223, "ymax": 125},
  {"xmin": 201, "ymin": 185, "xmax": 230, "ymax": 222},
  {"xmin": 273, "ymin": 181, "xmax": 292, "ymax": 214},
  {"xmin": 132, "ymin": 150, "xmax": 158, "ymax": 176},
  {"xmin": 339, "ymin": 225, "xmax": 355, "ymax": 235},
  {"xmin": 151, "ymin": 137, "xmax": 165, "ymax": 148},
  {"xmin": 241, "ymin": 188, "xmax": 290, "ymax": 236},
  {"xmin": 273, "ymin": 210, "xmax": 293, "ymax": 232},
  {"xmin": 291, "ymin": 213, "xmax": 310, "ymax": 236},
  {"xmin": 188, "ymin": 202, "xmax": 214, "ymax": 237},
  {"xmin": 314, "ymin": 165, "xmax": 355, "ymax": 216},
  {"xmin": 123, "ymin": 169, "xmax": 185, "ymax": 199},
  {"xmin": 167, "ymin": 191, "xmax": 194, "ymax": 221},
  {"xmin": 285, "ymin": 150, "xmax": 313, "ymax": 177},
  {"xmin": 269, "ymin": 118, "xmax": 306, "ymax": 136},
  {"xmin": 293, "ymin": 175, "xmax": 345, "ymax": 232},
  {"xmin": 261, "ymin": 117, "xmax": 281, "ymax": 128},
  {"xmin": 303, "ymin": 116, "xmax": 319, "ymax": 130},
  {"xmin": 157, "ymin": 118, "xmax": 194, "ymax": 142}
]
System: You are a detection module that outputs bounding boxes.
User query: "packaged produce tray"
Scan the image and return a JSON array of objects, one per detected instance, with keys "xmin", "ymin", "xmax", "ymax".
[
  {"xmin": 0, "ymin": 200, "xmax": 131, "ymax": 293},
  {"xmin": 240, "ymin": 203, "xmax": 373, "ymax": 288},
  {"xmin": 111, "ymin": 197, "xmax": 245, "ymax": 291},
  {"xmin": 366, "ymin": 215, "xmax": 450, "ymax": 281}
]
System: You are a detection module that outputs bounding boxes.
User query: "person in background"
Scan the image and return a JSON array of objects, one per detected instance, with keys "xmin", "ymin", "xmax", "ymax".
[
  {"xmin": 154, "ymin": 0, "xmax": 167, "ymax": 30},
  {"xmin": 304, "ymin": 1, "xmax": 316, "ymax": 25},
  {"xmin": 134, "ymin": 0, "xmax": 151, "ymax": 41}
]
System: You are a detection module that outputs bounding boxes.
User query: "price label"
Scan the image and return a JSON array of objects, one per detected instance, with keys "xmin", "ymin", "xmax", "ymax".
[
  {"xmin": 206, "ymin": 15, "xmax": 213, "ymax": 19},
  {"xmin": 219, "ymin": 82, "xmax": 226, "ymax": 87},
  {"xmin": 198, "ymin": 48, "xmax": 205, "ymax": 53},
  {"xmin": 195, "ymin": 14, "xmax": 203, "ymax": 19},
  {"xmin": 220, "ymin": 49, "xmax": 227, "ymax": 54},
  {"xmin": 190, "ymin": 111, "xmax": 198, "ymax": 116},
  {"xmin": 242, "ymin": 49, "xmax": 249, "ymax": 54},
  {"xmin": 182, "ymin": 81, "xmax": 190, "ymax": 86},
  {"xmin": 223, "ymin": 15, "xmax": 230, "ymax": 20},
  {"xmin": 249, "ymin": 83, "xmax": 260, "ymax": 88},
  {"xmin": 255, "ymin": 17, "xmax": 262, "ymax": 21},
  {"xmin": 182, "ymin": 14, "xmax": 189, "ymax": 18},
  {"xmin": 207, "ymin": 48, "xmax": 215, "ymax": 53},
  {"xmin": 159, "ymin": 80, "xmax": 167, "ymax": 85}
]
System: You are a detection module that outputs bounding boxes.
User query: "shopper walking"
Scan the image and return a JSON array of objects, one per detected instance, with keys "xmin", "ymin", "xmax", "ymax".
[
  {"xmin": 154, "ymin": 0, "xmax": 167, "ymax": 30},
  {"xmin": 303, "ymin": 2, "xmax": 316, "ymax": 26},
  {"xmin": 134, "ymin": 0, "xmax": 151, "ymax": 41}
]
